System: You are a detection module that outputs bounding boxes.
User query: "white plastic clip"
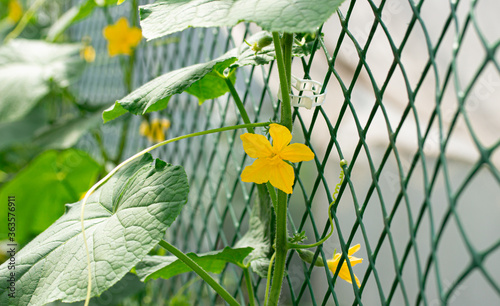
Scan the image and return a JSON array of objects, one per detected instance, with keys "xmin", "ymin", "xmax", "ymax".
[{"xmin": 278, "ymin": 75, "xmax": 326, "ymax": 109}]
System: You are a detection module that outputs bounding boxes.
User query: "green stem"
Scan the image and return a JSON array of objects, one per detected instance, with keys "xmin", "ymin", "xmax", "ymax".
[
  {"xmin": 225, "ymin": 77, "xmax": 254, "ymax": 133},
  {"xmin": 267, "ymin": 191, "xmax": 288, "ymax": 306},
  {"xmin": 266, "ymin": 32, "xmax": 294, "ymax": 306},
  {"xmin": 282, "ymin": 33, "xmax": 294, "ymax": 88},
  {"xmin": 266, "ymin": 182, "xmax": 278, "ymax": 212},
  {"xmin": 243, "ymin": 267, "xmax": 256, "ymax": 306},
  {"xmin": 272, "ymin": 32, "xmax": 293, "ymax": 132},
  {"xmin": 81, "ymin": 122, "xmax": 269, "ymax": 306},
  {"xmin": 159, "ymin": 240, "xmax": 239, "ymax": 306},
  {"xmin": 264, "ymin": 252, "xmax": 276, "ymax": 306},
  {"xmin": 114, "ymin": 118, "xmax": 130, "ymax": 164}
]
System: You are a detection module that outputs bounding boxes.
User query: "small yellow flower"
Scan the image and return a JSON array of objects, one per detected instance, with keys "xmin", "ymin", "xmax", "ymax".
[
  {"xmin": 327, "ymin": 244, "xmax": 363, "ymax": 287},
  {"xmin": 7, "ymin": 0, "xmax": 23, "ymax": 23},
  {"xmin": 80, "ymin": 36, "xmax": 96, "ymax": 63},
  {"xmin": 81, "ymin": 45, "xmax": 96, "ymax": 63},
  {"xmin": 140, "ymin": 118, "xmax": 171, "ymax": 143},
  {"xmin": 240, "ymin": 123, "xmax": 314, "ymax": 194},
  {"xmin": 102, "ymin": 17, "xmax": 142, "ymax": 57}
]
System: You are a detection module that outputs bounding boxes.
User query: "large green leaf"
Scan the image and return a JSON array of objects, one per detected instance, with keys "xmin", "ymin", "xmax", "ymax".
[
  {"xmin": 135, "ymin": 246, "xmax": 253, "ymax": 282},
  {"xmin": 0, "ymin": 154, "xmax": 189, "ymax": 305},
  {"xmin": 139, "ymin": 0, "xmax": 345, "ymax": 41},
  {"xmin": 0, "ymin": 39, "xmax": 85, "ymax": 123},
  {"xmin": 0, "ymin": 150, "xmax": 101, "ymax": 246},
  {"xmin": 103, "ymin": 57, "xmax": 237, "ymax": 122}
]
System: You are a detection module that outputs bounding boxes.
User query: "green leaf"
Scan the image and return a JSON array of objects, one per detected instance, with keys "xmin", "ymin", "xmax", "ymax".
[
  {"xmin": 102, "ymin": 56, "xmax": 237, "ymax": 122},
  {"xmin": 102, "ymin": 31, "xmax": 312, "ymax": 122},
  {"xmin": 0, "ymin": 154, "xmax": 189, "ymax": 305},
  {"xmin": 139, "ymin": 0, "xmax": 346, "ymax": 41},
  {"xmin": 0, "ymin": 150, "xmax": 101, "ymax": 246},
  {"xmin": 0, "ymin": 39, "xmax": 85, "ymax": 123},
  {"xmin": 46, "ymin": 0, "xmax": 97, "ymax": 42},
  {"xmin": 234, "ymin": 185, "xmax": 273, "ymax": 277},
  {"xmin": 185, "ymin": 60, "xmax": 236, "ymax": 104},
  {"xmin": 135, "ymin": 246, "xmax": 253, "ymax": 282}
]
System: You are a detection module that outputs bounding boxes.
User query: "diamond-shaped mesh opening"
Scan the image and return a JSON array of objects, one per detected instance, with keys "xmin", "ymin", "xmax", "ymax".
[{"xmin": 59, "ymin": 0, "xmax": 500, "ymax": 304}]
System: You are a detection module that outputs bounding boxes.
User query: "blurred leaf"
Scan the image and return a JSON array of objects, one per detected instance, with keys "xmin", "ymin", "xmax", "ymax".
[
  {"xmin": 135, "ymin": 246, "xmax": 253, "ymax": 282},
  {"xmin": 46, "ymin": 0, "xmax": 97, "ymax": 42},
  {"xmin": 0, "ymin": 106, "xmax": 47, "ymax": 151},
  {"xmin": 0, "ymin": 39, "xmax": 85, "ymax": 123},
  {"xmin": 33, "ymin": 109, "xmax": 103, "ymax": 150},
  {"xmin": 0, "ymin": 149, "xmax": 101, "ymax": 245},
  {"xmin": 0, "ymin": 154, "xmax": 189, "ymax": 305},
  {"xmin": 139, "ymin": 0, "xmax": 345, "ymax": 41}
]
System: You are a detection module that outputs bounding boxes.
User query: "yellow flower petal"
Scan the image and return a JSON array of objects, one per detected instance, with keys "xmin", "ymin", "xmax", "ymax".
[
  {"xmin": 268, "ymin": 158, "xmax": 294, "ymax": 194},
  {"xmin": 338, "ymin": 267, "xmax": 360, "ymax": 287},
  {"xmin": 116, "ymin": 17, "xmax": 129, "ymax": 31},
  {"xmin": 240, "ymin": 133, "xmax": 273, "ymax": 159},
  {"xmin": 269, "ymin": 123, "xmax": 292, "ymax": 153},
  {"xmin": 348, "ymin": 244, "xmax": 361, "ymax": 256},
  {"xmin": 128, "ymin": 27, "xmax": 143, "ymax": 47},
  {"xmin": 103, "ymin": 17, "xmax": 142, "ymax": 57},
  {"xmin": 279, "ymin": 143, "xmax": 314, "ymax": 163},
  {"xmin": 327, "ymin": 245, "xmax": 363, "ymax": 287},
  {"xmin": 241, "ymin": 158, "xmax": 272, "ymax": 184},
  {"xmin": 7, "ymin": 0, "xmax": 22, "ymax": 23}
]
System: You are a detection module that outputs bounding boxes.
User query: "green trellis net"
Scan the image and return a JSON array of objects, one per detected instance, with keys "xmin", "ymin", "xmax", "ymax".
[{"xmin": 66, "ymin": 0, "xmax": 500, "ymax": 305}]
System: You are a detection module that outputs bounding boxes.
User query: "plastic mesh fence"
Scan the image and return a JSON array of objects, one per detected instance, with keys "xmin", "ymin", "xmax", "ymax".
[{"xmin": 68, "ymin": 0, "xmax": 500, "ymax": 305}]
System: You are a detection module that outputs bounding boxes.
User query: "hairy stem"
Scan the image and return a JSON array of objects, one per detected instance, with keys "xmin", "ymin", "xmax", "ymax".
[
  {"xmin": 243, "ymin": 267, "xmax": 256, "ymax": 306},
  {"xmin": 272, "ymin": 32, "xmax": 293, "ymax": 132},
  {"xmin": 266, "ymin": 32, "xmax": 294, "ymax": 306},
  {"xmin": 268, "ymin": 191, "xmax": 288, "ymax": 306}
]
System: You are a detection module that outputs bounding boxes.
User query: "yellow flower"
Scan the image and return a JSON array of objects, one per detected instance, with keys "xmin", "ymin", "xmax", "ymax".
[
  {"xmin": 327, "ymin": 244, "xmax": 363, "ymax": 287},
  {"xmin": 7, "ymin": 0, "xmax": 23, "ymax": 23},
  {"xmin": 81, "ymin": 45, "xmax": 96, "ymax": 63},
  {"xmin": 102, "ymin": 17, "xmax": 142, "ymax": 57},
  {"xmin": 240, "ymin": 123, "xmax": 314, "ymax": 194},
  {"xmin": 140, "ymin": 118, "xmax": 171, "ymax": 143}
]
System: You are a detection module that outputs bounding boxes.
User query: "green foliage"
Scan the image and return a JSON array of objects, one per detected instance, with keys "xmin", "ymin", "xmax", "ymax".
[
  {"xmin": 47, "ymin": 273, "xmax": 145, "ymax": 306},
  {"xmin": 135, "ymin": 246, "xmax": 253, "ymax": 282},
  {"xmin": 32, "ymin": 109, "xmax": 104, "ymax": 150},
  {"xmin": 0, "ymin": 39, "xmax": 84, "ymax": 123},
  {"xmin": 139, "ymin": 0, "xmax": 346, "ymax": 40},
  {"xmin": 102, "ymin": 57, "xmax": 237, "ymax": 122},
  {"xmin": 0, "ymin": 149, "xmax": 101, "ymax": 246},
  {"xmin": 103, "ymin": 31, "xmax": 313, "ymax": 122},
  {"xmin": 185, "ymin": 60, "xmax": 236, "ymax": 104},
  {"xmin": 0, "ymin": 154, "xmax": 189, "ymax": 305}
]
